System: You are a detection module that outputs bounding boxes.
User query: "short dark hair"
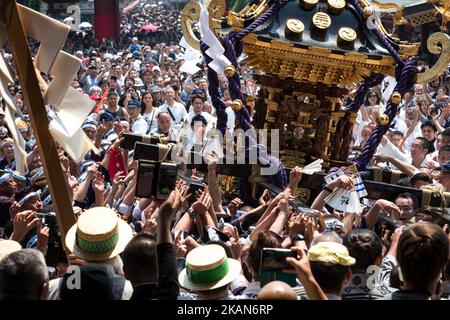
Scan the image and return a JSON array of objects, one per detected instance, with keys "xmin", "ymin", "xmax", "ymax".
[
  {"xmin": 190, "ymin": 93, "xmax": 205, "ymax": 104},
  {"xmin": 60, "ymin": 264, "xmax": 114, "ymax": 300},
  {"xmin": 414, "ymin": 137, "xmax": 430, "ymax": 151},
  {"xmin": 394, "ymin": 192, "xmax": 419, "ymax": 209},
  {"xmin": 0, "ymin": 249, "xmax": 48, "ymax": 300},
  {"xmin": 343, "ymin": 229, "xmax": 383, "ymax": 272},
  {"xmin": 410, "ymin": 172, "xmax": 433, "ymax": 187},
  {"xmin": 191, "ymin": 114, "xmax": 208, "ymax": 126},
  {"xmin": 391, "ymin": 130, "xmax": 404, "ymax": 137},
  {"xmin": 310, "ymin": 261, "xmax": 350, "ymax": 293},
  {"xmin": 122, "ymin": 233, "xmax": 157, "ymax": 278},
  {"xmin": 439, "ymin": 145, "xmax": 450, "ymax": 156},
  {"xmin": 248, "ymin": 232, "xmax": 281, "ymax": 280},
  {"xmin": 397, "ymin": 223, "xmax": 449, "ymax": 288},
  {"xmin": 440, "ymin": 128, "xmax": 450, "ymax": 138},
  {"xmin": 421, "ymin": 120, "xmax": 437, "ymax": 132},
  {"xmin": 107, "ymin": 89, "xmax": 118, "ymax": 97}
]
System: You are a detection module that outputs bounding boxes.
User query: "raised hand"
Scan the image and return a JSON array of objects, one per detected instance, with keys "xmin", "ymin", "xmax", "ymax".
[
  {"xmin": 158, "ymin": 190, "xmax": 182, "ymax": 224},
  {"xmin": 326, "ymin": 174, "xmax": 354, "ymax": 191},
  {"xmin": 286, "ymin": 247, "xmax": 314, "ymax": 282},
  {"xmin": 112, "ymin": 171, "xmax": 125, "ymax": 191},
  {"xmin": 289, "ymin": 166, "xmax": 303, "ymax": 188},
  {"xmin": 288, "ymin": 213, "xmax": 306, "ymax": 239},
  {"xmin": 374, "ymin": 199, "xmax": 402, "ymax": 220},
  {"xmin": 36, "ymin": 220, "xmax": 50, "ymax": 254},
  {"xmin": 228, "ymin": 197, "xmax": 243, "ymax": 215},
  {"xmin": 86, "ymin": 163, "xmax": 99, "ymax": 178},
  {"xmin": 9, "ymin": 201, "xmax": 21, "ymax": 219},
  {"xmin": 259, "ymin": 189, "xmax": 271, "ymax": 207},
  {"xmin": 92, "ymin": 171, "xmax": 105, "ymax": 193},
  {"xmin": 192, "ymin": 190, "xmax": 212, "ymax": 216},
  {"xmin": 10, "ymin": 210, "xmax": 40, "ymax": 242},
  {"xmin": 226, "ymin": 226, "xmax": 242, "ymax": 260},
  {"xmin": 137, "ymin": 218, "xmax": 157, "ymax": 236}
]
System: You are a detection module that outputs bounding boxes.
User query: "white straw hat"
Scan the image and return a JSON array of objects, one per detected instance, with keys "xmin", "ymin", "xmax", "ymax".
[
  {"xmin": 178, "ymin": 244, "xmax": 241, "ymax": 292},
  {"xmin": 65, "ymin": 207, "xmax": 133, "ymax": 261}
]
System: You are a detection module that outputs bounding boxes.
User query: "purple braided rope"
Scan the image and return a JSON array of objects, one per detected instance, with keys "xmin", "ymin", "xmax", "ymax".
[
  {"xmin": 200, "ymin": 41, "xmax": 228, "ymax": 134},
  {"xmin": 228, "ymin": 31, "xmax": 244, "ymax": 58},
  {"xmin": 200, "ymin": 1, "xmax": 289, "ymax": 192},
  {"xmin": 348, "ymin": 0, "xmax": 404, "ymax": 67},
  {"xmin": 222, "ymin": 36, "xmax": 252, "ymax": 131},
  {"xmin": 354, "ymin": 60, "xmax": 418, "ymax": 170},
  {"xmin": 345, "ymin": 73, "xmax": 385, "ymax": 112},
  {"xmin": 234, "ymin": 3, "xmax": 283, "ymax": 41}
]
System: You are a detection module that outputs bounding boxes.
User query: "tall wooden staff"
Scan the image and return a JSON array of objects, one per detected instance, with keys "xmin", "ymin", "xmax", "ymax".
[{"xmin": 0, "ymin": 0, "xmax": 75, "ymax": 250}]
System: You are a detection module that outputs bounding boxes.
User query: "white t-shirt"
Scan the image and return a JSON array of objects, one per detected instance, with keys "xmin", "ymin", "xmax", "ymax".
[
  {"xmin": 142, "ymin": 109, "xmax": 159, "ymax": 133},
  {"xmin": 159, "ymin": 101, "xmax": 187, "ymax": 130},
  {"xmin": 130, "ymin": 116, "xmax": 149, "ymax": 135}
]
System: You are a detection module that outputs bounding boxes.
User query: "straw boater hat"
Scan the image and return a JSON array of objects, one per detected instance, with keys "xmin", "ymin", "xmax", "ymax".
[
  {"xmin": 65, "ymin": 207, "xmax": 133, "ymax": 261},
  {"xmin": 178, "ymin": 244, "xmax": 241, "ymax": 291}
]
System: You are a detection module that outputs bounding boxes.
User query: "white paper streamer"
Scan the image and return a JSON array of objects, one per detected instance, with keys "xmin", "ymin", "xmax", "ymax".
[
  {"xmin": 382, "ymin": 76, "xmax": 397, "ymax": 106},
  {"xmin": 179, "ymin": 36, "xmax": 202, "ymax": 75},
  {"xmin": 302, "ymin": 159, "xmax": 323, "ymax": 175},
  {"xmin": 198, "ymin": 8, "xmax": 232, "ymax": 76},
  {"xmin": 0, "ymin": 56, "xmax": 27, "ymax": 174},
  {"xmin": 0, "ymin": 5, "xmax": 97, "ymax": 164}
]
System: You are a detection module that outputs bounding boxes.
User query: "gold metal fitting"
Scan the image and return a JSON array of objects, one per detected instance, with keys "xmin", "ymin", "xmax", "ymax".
[
  {"xmin": 285, "ymin": 19, "xmax": 304, "ymax": 39},
  {"xmin": 376, "ymin": 114, "xmax": 390, "ymax": 126},
  {"xmin": 391, "ymin": 91, "xmax": 402, "ymax": 105},
  {"xmin": 312, "ymin": 12, "xmax": 331, "ymax": 30},
  {"xmin": 327, "ymin": 0, "xmax": 346, "ymax": 15},
  {"xmin": 337, "ymin": 27, "xmax": 357, "ymax": 49},
  {"xmin": 231, "ymin": 99, "xmax": 243, "ymax": 111},
  {"xmin": 363, "ymin": 6, "xmax": 374, "ymax": 18},
  {"xmin": 300, "ymin": 0, "xmax": 318, "ymax": 11},
  {"xmin": 224, "ymin": 65, "xmax": 236, "ymax": 78}
]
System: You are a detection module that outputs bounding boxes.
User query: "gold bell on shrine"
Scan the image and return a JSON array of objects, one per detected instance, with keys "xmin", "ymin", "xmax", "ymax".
[
  {"xmin": 363, "ymin": 6, "xmax": 374, "ymax": 18},
  {"xmin": 376, "ymin": 114, "xmax": 390, "ymax": 126},
  {"xmin": 224, "ymin": 65, "xmax": 236, "ymax": 78},
  {"xmin": 390, "ymin": 91, "xmax": 402, "ymax": 105},
  {"xmin": 231, "ymin": 99, "xmax": 243, "ymax": 111}
]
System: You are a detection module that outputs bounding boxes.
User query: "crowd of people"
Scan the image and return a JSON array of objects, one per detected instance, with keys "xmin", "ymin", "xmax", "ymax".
[{"xmin": 0, "ymin": 0, "xmax": 450, "ymax": 301}]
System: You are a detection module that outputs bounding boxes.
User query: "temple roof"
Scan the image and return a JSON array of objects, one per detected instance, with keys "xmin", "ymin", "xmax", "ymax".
[{"xmin": 250, "ymin": 0, "xmax": 391, "ymax": 58}]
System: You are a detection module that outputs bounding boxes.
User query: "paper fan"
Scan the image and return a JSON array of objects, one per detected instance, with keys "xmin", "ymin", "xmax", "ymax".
[
  {"xmin": 324, "ymin": 164, "xmax": 367, "ymax": 199},
  {"xmin": 302, "ymin": 159, "xmax": 323, "ymax": 175},
  {"xmin": 324, "ymin": 187, "xmax": 361, "ymax": 213}
]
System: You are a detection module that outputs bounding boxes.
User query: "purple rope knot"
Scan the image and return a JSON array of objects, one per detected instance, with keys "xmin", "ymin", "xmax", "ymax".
[{"xmin": 353, "ymin": 59, "xmax": 418, "ymax": 171}]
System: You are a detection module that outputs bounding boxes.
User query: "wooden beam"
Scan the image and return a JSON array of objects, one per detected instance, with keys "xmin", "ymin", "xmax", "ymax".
[{"xmin": 0, "ymin": 0, "xmax": 75, "ymax": 249}]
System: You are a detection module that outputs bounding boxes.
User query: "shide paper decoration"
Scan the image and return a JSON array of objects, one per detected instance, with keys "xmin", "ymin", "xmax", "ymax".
[{"xmin": 0, "ymin": 4, "xmax": 97, "ymax": 173}]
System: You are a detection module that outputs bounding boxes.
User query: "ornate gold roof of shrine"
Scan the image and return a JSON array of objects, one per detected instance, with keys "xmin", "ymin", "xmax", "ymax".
[
  {"xmin": 202, "ymin": 0, "xmax": 425, "ymax": 86},
  {"xmin": 182, "ymin": 0, "xmax": 450, "ymax": 85}
]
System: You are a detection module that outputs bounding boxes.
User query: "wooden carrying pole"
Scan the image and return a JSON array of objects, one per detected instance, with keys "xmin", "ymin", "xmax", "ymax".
[{"xmin": 0, "ymin": 0, "xmax": 75, "ymax": 250}]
